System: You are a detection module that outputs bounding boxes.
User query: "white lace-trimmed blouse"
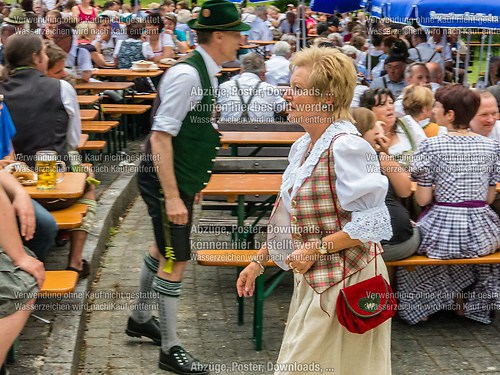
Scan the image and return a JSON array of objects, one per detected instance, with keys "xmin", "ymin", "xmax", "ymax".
[{"xmin": 279, "ymin": 120, "xmax": 392, "ymax": 243}]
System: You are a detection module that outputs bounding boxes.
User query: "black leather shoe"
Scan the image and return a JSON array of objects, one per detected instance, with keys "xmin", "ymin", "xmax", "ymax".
[
  {"xmin": 159, "ymin": 346, "xmax": 209, "ymax": 374},
  {"xmin": 125, "ymin": 316, "xmax": 161, "ymax": 345}
]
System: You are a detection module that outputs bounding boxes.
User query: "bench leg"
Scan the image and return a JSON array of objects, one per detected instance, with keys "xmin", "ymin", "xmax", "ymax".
[
  {"xmin": 123, "ymin": 115, "xmax": 128, "ymax": 148},
  {"xmin": 236, "ymin": 196, "xmax": 246, "ymax": 325},
  {"xmin": 237, "ymin": 267, "xmax": 244, "ymax": 325},
  {"xmin": 105, "ymin": 131, "xmax": 112, "ymax": 155},
  {"xmin": 253, "ymin": 275, "xmax": 265, "ymax": 351}
]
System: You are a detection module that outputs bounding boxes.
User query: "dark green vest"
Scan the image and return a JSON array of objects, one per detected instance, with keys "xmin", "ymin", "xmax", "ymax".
[{"xmin": 172, "ymin": 51, "xmax": 221, "ymax": 195}]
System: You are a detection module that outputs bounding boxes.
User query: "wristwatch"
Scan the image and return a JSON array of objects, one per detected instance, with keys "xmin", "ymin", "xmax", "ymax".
[{"xmin": 318, "ymin": 238, "xmax": 329, "ymax": 255}]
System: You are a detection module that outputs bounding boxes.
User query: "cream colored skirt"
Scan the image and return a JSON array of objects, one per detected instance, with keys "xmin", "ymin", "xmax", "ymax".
[{"xmin": 274, "ymin": 255, "xmax": 392, "ymax": 375}]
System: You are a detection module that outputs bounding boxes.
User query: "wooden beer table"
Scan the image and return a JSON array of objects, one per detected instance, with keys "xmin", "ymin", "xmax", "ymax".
[
  {"xmin": 77, "ymin": 95, "xmax": 100, "ymax": 106},
  {"xmin": 25, "ymin": 172, "xmax": 87, "ymax": 199},
  {"xmin": 220, "ymin": 131, "xmax": 303, "ymax": 147},
  {"xmin": 92, "ymin": 69, "xmax": 164, "ymax": 79},
  {"xmin": 219, "ymin": 131, "xmax": 302, "ymax": 156},
  {"xmin": 202, "ymin": 173, "xmax": 281, "ymax": 233},
  {"xmin": 75, "ymin": 82, "xmax": 135, "ymax": 92}
]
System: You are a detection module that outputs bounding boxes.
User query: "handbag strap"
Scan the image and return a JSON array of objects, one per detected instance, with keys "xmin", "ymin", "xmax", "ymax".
[
  {"xmin": 326, "ymin": 134, "xmax": 378, "ymax": 288},
  {"xmin": 326, "ymin": 134, "xmax": 348, "ymax": 288}
]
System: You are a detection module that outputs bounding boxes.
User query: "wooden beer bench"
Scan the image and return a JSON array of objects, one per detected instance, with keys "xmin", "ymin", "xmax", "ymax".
[
  {"xmin": 385, "ymin": 251, "xmax": 500, "ymax": 271},
  {"xmin": 125, "ymin": 93, "xmax": 157, "ymax": 102},
  {"xmin": 195, "ymin": 249, "xmax": 280, "ymax": 352},
  {"xmin": 77, "ymin": 140, "xmax": 107, "ymax": 152},
  {"xmin": 39, "ymin": 270, "xmax": 79, "ymax": 296},
  {"xmin": 51, "ymin": 203, "xmax": 87, "ymax": 229},
  {"xmin": 77, "ymin": 95, "xmax": 100, "ymax": 107},
  {"xmin": 79, "ymin": 109, "xmax": 99, "ymax": 121},
  {"xmin": 82, "ymin": 121, "xmax": 120, "ymax": 154},
  {"xmin": 100, "ymin": 104, "xmax": 151, "ymax": 149}
]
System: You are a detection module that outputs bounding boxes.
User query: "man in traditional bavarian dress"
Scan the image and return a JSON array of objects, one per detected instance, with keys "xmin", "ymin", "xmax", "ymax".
[
  {"xmin": 237, "ymin": 47, "xmax": 393, "ymax": 374},
  {"xmin": 126, "ymin": 1, "xmax": 250, "ymax": 373}
]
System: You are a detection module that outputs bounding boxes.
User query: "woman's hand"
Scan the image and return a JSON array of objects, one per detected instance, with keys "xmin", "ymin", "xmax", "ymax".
[
  {"xmin": 375, "ymin": 132, "xmax": 390, "ymax": 154},
  {"xmin": 285, "ymin": 241, "xmax": 319, "ymax": 274},
  {"xmin": 236, "ymin": 262, "xmax": 262, "ymax": 297}
]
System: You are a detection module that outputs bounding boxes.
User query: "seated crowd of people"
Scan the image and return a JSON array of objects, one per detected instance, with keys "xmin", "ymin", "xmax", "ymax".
[{"xmin": 0, "ymin": 1, "xmax": 499, "ymax": 373}]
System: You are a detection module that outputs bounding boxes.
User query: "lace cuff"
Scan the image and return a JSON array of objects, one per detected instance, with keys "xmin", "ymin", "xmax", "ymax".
[{"xmin": 343, "ymin": 205, "xmax": 393, "ymax": 243}]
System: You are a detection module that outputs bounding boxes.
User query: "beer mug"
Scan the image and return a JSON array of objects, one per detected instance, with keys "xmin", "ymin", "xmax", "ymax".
[{"xmin": 35, "ymin": 150, "xmax": 65, "ymax": 190}]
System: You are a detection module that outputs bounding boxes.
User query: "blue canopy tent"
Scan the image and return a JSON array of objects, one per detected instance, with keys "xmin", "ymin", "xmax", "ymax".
[
  {"xmin": 415, "ymin": 0, "xmax": 500, "ymax": 86},
  {"xmin": 382, "ymin": 0, "xmax": 417, "ymax": 24},
  {"xmin": 363, "ymin": 0, "xmax": 385, "ymax": 19},
  {"xmin": 310, "ymin": 0, "xmax": 363, "ymax": 15},
  {"xmin": 414, "ymin": 0, "xmax": 500, "ymax": 30}
]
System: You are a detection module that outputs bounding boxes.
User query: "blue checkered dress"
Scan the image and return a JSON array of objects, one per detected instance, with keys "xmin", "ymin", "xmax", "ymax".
[{"xmin": 397, "ymin": 135, "xmax": 500, "ymax": 324}]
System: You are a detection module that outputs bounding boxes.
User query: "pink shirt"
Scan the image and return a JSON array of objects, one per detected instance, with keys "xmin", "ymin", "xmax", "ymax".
[{"xmin": 78, "ymin": 5, "xmax": 97, "ymax": 22}]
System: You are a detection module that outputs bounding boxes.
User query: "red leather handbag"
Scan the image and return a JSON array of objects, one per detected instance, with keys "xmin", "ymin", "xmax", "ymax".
[{"xmin": 336, "ymin": 268, "xmax": 397, "ymax": 334}]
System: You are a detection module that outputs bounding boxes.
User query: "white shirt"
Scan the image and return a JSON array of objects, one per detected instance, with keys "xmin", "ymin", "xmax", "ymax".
[
  {"xmin": 113, "ymin": 38, "xmax": 154, "ymax": 60},
  {"xmin": 143, "ymin": 33, "xmax": 175, "ymax": 57},
  {"xmin": 217, "ymin": 72, "xmax": 287, "ymax": 123},
  {"xmin": 394, "ymin": 94, "xmax": 405, "ymax": 118},
  {"xmin": 249, "ymin": 17, "xmax": 273, "ymax": 42},
  {"xmin": 370, "ymin": 75, "xmax": 406, "ymax": 97},
  {"xmin": 427, "ymin": 37, "xmax": 453, "ymax": 61},
  {"xmin": 350, "ymin": 84, "xmax": 370, "ymax": 108},
  {"xmin": 241, "ymin": 13, "xmax": 257, "ymax": 25},
  {"xmin": 409, "ymin": 42, "xmax": 444, "ymax": 71},
  {"xmin": 281, "ymin": 121, "xmax": 392, "ymax": 243},
  {"xmin": 488, "ymin": 121, "xmax": 500, "ymax": 143},
  {"xmin": 389, "ymin": 115, "xmax": 428, "ymax": 155},
  {"xmin": 278, "ymin": 19, "xmax": 300, "ymax": 34},
  {"xmin": 151, "ymin": 46, "xmax": 221, "ymax": 136},
  {"xmin": 265, "ymin": 55, "xmax": 291, "ymax": 86},
  {"xmin": 370, "ymin": 55, "xmax": 386, "ymax": 80},
  {"xmin": 267, "ymin": 13, "xmax": 286, "ymax": 28},
  {"xmin": 60, "ymin": 80, "xmax": 82, "ymax": 150},
  {"xmin": 362, "ymin": 47, "xmax": 384, "ymax": 68},
  {"xmin": 44, "ymin": 0, "xmax": 57, "ymax": 10},
  {"xmin": 92, "ymin": 34, "xmax": 117, "ymax": 63},
  {"xmin": 65, "ymin": 42, "xmax": 93, "ymax": 79}
]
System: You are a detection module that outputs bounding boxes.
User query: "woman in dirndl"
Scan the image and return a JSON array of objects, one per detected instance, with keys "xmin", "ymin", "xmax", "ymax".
[
  {"xmin": 236, "ymin": 47, "xmax": 393, "ymax": 375},
  {"xmin": 397, "ymin": 84, "xmax": 500, "ymax": 325}
]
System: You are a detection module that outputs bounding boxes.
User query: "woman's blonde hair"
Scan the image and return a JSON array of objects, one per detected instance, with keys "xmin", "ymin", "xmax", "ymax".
[
  {"xmin": 76, "ymin": 21, "xmax": 96, "ymax": 39},
  {"xmin": 290, "ymin": 46, "xmax": 356, "ymax": 122},
  {"xmin": 402, "ymin": 85, "xmax": 434, "ymax": 117},
  {"xmin": 350, "ymin": 107, "xmax": 376, "ymax": 136}
]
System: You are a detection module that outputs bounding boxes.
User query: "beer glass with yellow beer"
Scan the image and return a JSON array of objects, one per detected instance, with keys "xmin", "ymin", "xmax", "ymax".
[{"xmin": 35, "ymin": 150, "xmax": 66, "ymax": 190}]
